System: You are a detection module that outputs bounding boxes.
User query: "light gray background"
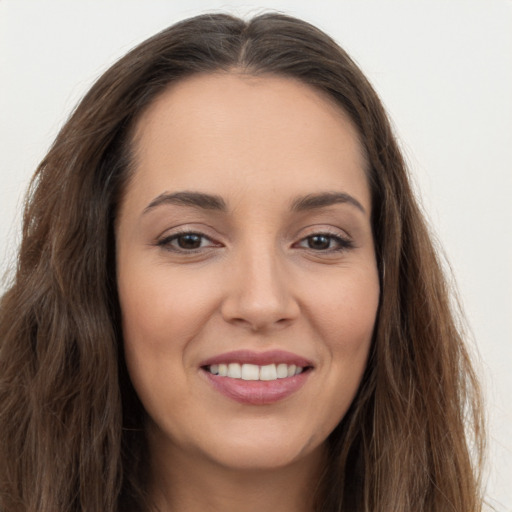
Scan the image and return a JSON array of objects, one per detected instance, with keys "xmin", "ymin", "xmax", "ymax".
[{"xmin": 1, "ymin": 1, "xmax": 511, "ymax": 509}]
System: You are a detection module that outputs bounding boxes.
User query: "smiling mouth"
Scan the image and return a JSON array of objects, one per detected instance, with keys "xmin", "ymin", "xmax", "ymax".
[
  {"xmin": 199, "ymin": 350, "xmax": 314, "ymax": 404},
  {"xmin": 204, "ymin": 362, "xmax": 309, "ymax": 381}
]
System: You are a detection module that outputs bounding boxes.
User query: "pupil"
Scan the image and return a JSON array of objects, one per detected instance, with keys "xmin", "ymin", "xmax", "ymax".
[
  {"xmin": 308, "ymin": 235, "xmax": 330, "ymax": 250},
  {"xmin": 178, "ymin": 234, "xmax": 202, "ymax": 249}
]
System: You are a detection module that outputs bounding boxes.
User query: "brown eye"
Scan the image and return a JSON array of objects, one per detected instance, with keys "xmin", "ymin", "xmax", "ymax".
[
  {"xmin": 176, "ymin": 233, "xmax": 203, "ymax": 249},
  {"xmin": 295, "ymin": 233, "xmax": 354, "ymax": 252},
  {"xmin": 307, "ymin": 235, "xmax": 332, "ymax": 250},
  {"xmin": 157, "ymin": 232, "xmax": 218, "ymax": 252}
]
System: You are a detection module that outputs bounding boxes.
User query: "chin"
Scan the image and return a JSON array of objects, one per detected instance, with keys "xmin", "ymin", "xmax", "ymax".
[{"xmin": 193, "ymin": 425, "xmax": 325, "ymax": 472}]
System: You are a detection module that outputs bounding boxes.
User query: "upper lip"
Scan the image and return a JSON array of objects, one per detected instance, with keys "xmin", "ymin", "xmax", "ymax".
[{"xmin": 200, "ymin": 349, "xmax": 313, "ymax": 368}]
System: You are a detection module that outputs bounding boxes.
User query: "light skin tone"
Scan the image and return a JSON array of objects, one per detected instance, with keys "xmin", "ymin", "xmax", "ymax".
[{"xmin": 116, "ymin": 72, "xmax": 380, "ymax": 512}]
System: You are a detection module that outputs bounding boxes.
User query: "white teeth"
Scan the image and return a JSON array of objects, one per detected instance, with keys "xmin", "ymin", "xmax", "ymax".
[
  {"xmin": 207, "ymin": 362, "xmax": 306, "ymax": 380},
  {"xmin": 228, "ymin": 363, "xmax": 242, "ymax": 378},
  {"xmin": 276, "ymin": 363, "xmax": 288, "ymax": 379},
  {"xmin": 241, "ymin": 363, "xmax": 259, "ymax": 381},
  {"xmin": 260, "ymin": 364, "xmax": 277, "ymax": 381}
]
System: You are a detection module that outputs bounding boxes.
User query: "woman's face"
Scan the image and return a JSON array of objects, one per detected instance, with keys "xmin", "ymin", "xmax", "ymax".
[{"xmin": 116, "ymin": 73, "xmax": 380, "ymax": 472}]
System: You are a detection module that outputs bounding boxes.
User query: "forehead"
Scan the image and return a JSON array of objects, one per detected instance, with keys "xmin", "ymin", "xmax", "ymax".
[{"xmin": 126, "ymin": 72, "xmax": 370, "ymax": 213}]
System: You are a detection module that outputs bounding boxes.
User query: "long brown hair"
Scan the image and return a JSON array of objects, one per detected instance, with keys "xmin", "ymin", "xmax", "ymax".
[{"xmin": 0, "ymin": 12, "xmax": 485, "ymax": 512}]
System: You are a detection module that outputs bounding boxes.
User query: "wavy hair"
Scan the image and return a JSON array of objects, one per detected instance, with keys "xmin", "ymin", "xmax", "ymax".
[{"xmin": 0, "ymin": 12, "xmax": 485, "ymax": 512}]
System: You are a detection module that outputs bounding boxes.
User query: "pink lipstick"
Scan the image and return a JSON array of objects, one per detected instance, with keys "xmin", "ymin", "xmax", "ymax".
[{"xmin": 200, "ymin": 350, "xmax": 313, "ymax": 405}]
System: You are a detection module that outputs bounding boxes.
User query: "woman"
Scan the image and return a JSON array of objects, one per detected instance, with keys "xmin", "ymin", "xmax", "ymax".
[{"xmin": 0, "ymin": 12, "xmax": 485, "ymax": 512}]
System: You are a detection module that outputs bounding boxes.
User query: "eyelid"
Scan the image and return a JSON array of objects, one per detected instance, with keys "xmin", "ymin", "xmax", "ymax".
[
  {"xmin": 153, "ymin": 224, "xmax": 354, "ymax": 254},
  {"xmin": 156, "ymin": 228, "xmax": 223, "ymax": 253},
  {"xmin": 293, "ymin": 224, "xmax": 352, "ymax": 240},
  {"xmin": 295, "ymin": 233, "xmax": 353, "ymax": 251},
  {"xmin": 291, "ymin": 225, "xmax": 355, "ymax": 252}
]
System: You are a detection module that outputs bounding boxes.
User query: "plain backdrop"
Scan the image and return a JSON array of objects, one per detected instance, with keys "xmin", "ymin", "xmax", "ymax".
[{"xmin": 1, "ymin": 0, "xmax": 511, "ymax": 509}]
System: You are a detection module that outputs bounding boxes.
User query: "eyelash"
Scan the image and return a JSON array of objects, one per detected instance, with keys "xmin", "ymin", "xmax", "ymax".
[
  {"xmin": 156, "ymin": 230, "xmax": 354, "ymax": 254},
  {"xmin": 156, "ymin": 231, "xmax": 219, "ymax": 253},
  {"xmin": 294, "ymin": 232, "xmax": 354, "ymax": 252}
]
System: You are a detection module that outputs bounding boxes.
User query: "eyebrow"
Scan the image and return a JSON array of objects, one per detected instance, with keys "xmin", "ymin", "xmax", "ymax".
[
  {"xmin": 291, "ymin": 192, "xmax": 366, "ymax": 214},
  {"xmin": 143, "ymin": 190, "xmax": 366, "ymax": 216},
  {"xmin": 143, "ymin": 191, "xmax": 227, "ymax": 214}
]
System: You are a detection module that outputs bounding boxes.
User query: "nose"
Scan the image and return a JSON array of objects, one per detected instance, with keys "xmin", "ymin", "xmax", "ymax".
[{"xmin": 220, "ymin": 245, "xmax": 300, "ymax": 332}]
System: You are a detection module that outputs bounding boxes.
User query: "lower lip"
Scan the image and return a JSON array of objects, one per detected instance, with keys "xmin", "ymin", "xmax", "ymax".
[{"xmin": 202, "ymin": 369, "xmax": 310, "ymax": 405}]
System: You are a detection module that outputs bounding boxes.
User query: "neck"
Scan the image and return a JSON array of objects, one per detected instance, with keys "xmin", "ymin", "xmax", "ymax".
[{"xmin": 148, "ymin": 433, "xmax": 326, "ymax": 512}]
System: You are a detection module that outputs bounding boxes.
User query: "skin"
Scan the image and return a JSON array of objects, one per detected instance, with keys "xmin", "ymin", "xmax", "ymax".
[{"xmin": 116, "ymin": 73, "xmax": 380, "ymax": 512}]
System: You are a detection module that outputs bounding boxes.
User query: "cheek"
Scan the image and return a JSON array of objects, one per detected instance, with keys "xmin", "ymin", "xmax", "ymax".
[
  {"xmin": 117, "ymin": 271, "xmax": 212, "ymax": 428},
  {"xmin": 118, "ymin": 264, "xmax": 219, "ymax": 351},
  {"xmin": 117, "ymin": 262, "xmax": 229, "ymax": 415},
  {"xmin": 309, "ymin": 263, "xmax": 380, "ymax": 349},
  {"xmin": 117, "ymin": 266, "xmax": 201, "ymax": 390},
  {"xmin": 305, "ymin": 264, "xmax": 379, "ymax": 409}
]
